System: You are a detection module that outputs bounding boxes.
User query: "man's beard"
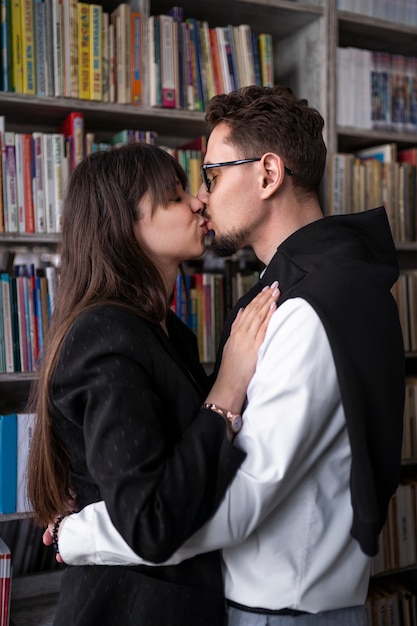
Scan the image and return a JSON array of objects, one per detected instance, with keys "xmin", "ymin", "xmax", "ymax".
[{"xmin": 208, "ymin": 228, "xmax": 250, "ymax": 257}]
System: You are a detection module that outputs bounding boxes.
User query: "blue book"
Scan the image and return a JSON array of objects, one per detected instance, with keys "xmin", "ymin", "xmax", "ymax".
[{"xmin": 0, "ymin": 413, "xmax": 17, "ymax": 513}]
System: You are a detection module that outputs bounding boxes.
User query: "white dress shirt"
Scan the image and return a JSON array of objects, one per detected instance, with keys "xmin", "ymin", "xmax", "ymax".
[{"xmin": 59, "ymin": 298, "xmax": 370, "ymax": 613}]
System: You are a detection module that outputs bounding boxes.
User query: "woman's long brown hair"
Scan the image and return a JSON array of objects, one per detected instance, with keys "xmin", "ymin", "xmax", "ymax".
[{"xmin": 27, "ymin": 143, "xmax": 188, "ymax": 526}]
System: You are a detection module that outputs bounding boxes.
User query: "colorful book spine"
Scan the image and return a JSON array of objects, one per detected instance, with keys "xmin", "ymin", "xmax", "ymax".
[
  {"xmin": 42, "ymin": 132, "xmax": 55, "ymax": 233},
  {"xmin": 32, "ymin": 131, "xmax": 46, "ymax": 233},
  {"xmin": 43, "ymin": 0, "xmax": 54, "ymax": 96},
  {"xmin": 14, "ymin": 132, "xmax": 26, "ymax": 232},
  {"xmin": 21, "ymin": 132, "xmax": 35, "ymax": 233},
  {"xmin": 52, "ymin": 133, "xmax": 64, "ymax": 232},
  {"xmin": 20, "ymin": 0, "xmax": 35, "ymax": 94},
  {"xmin": 11, "ymin": 0, "xmax": 22, "ymax": 92},
  {"xmin": 159, "ymin": 13, "xmax": 175, "ymax": 108},
  {"xmin": 1, "ymin": 273, "xmax": 14, "ymax": 372},
  {"xmin": 89, "ymin": 3, "xmax": 102, "ymax": 101},
  {"xmin": 1, "ymin": 0, "xmax": 11, "ymax": 91},
  {"xmin": 59, "ymin": 111, "xmax": 85, "ymax": 172},
  {"xmin": 33, "ymin": 0, "xmax": 46, "ymax": 96},
  {"xmin": 0, "ymin": 413, "xmax": 17, "ymax": 513},
  {"xmin": 258, "ymin": 33, "xmax": 273, "ymax": 87},
  {"xmin": 130, "ymin": 11, "xmax": 141, "ymax": 105},
  {"xmin": 4, "ymin": 131, "xmax": 18, "ymax": 233},
  {"xmin": 111, "ymin": 2, "xmax": 131, "ymax": 104},
  {"xmin": 77, "ymin": 2, "xmax": 90, "ymax": 99},
  {"xmin": 101, "ymin": 11, "xmax": 109, "ymax": 102},
  {"xmin": 68, "ymin": 0, "xmax": 78, "ymax": 98},
  {"xmin": 52, "ymin": 0, "xmax": 63, "ymax": 96}
]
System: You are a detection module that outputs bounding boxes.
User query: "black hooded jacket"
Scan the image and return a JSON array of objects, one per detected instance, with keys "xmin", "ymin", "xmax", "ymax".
[{"xmin": 215, "ymin": 206, "xmax": 405, "ymax": 557}]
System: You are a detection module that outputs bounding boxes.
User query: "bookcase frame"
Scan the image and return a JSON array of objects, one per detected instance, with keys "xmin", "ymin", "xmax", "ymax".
[{"xmin": 1, "ymin": 0, "xmax": 417, "ymax": 623}]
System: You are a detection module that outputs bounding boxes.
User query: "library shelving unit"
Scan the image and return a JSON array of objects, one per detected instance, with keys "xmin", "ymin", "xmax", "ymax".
[{"xmin": 1, "ymin": 0, "xmax": 417, "ymax": 624}]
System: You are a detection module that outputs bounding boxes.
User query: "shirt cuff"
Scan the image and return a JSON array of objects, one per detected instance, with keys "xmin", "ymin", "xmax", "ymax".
[{"xmin": 59, "ymin": 501, "xmax": 143, "ymax": 566}]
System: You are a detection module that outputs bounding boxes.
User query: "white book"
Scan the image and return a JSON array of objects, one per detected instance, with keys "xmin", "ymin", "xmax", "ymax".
[
  {"xmin": 52, "ymin": 133, "xmax": 65, "ymax": 232},
  {"xmin": 14, "ymin": 133, "xmax": 26, "ymax": 233},
  {"xmin": 42, "ymin": 133, "xmax": 55, "ymax": 233},
  {"xmin": 4, "ymin": 131, "xmax": 18, "ymax": 233},
  {"xmin": 32, "ymin": 131, "xmax": 46, "ymax": 233},
  {"xmin": 17, "ymin": 413, "xmax": 36, "ymax": 512}
]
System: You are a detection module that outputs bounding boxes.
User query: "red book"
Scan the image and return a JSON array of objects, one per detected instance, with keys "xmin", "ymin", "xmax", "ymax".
[
  {"xmin": 59, "ymin": 111, "xmax": 85, "ymax": 173},
  {"xmin": 22, "ymin": 133, "xmax": 35, "ymax": 233}
]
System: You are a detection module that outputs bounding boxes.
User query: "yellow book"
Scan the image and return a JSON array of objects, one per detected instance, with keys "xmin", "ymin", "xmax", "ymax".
[
  {"xmin": 89, "ymin": 4, "xmax": 102, "ymax": 101},
  {"xmin": 77, "ymin": 2, "xmax": 90, "ymax": 99},
  {"xmin": 258, "ymin": 33, "xmax": 273, "ymax": 87},
  {"xmin": 69, "ymin": 0, "xmax": 78, "ymax": 98},
  {"xmin": 11, "ymin": 0, "xmax": 23, "ymax": 93},
  {"xmin": 20, "ymin": 0, "xmax": 35, "ymax": 94}
]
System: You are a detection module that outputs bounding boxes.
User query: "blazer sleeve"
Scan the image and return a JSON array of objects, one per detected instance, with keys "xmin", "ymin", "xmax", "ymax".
[{"xmin": 52, "ymin": 308, "xmax": 245, "ymax": 563}]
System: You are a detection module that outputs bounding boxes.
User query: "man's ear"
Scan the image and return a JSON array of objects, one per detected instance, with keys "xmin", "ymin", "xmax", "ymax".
[{"xmin": 259, "ymin": 153, "xmax": 286, "ymax": 199}]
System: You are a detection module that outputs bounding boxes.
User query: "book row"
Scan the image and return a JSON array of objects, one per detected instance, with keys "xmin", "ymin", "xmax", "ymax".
[
  {"xmin": 337, "ymin": 48, "xmax": 417, "ymax": 133},
  {"xmin": 0, "ymin": 0, "xmax": 273, "ymax": 109},
  {"xmin": 173, "ymin": 268, "xmax": 259, "ymax": 364},
  {"xmin": 0, "ymin": 264, "xmax": 57, "ymax": 373},
  {"xmin": 147, "ymin": 8, "xmax": 273, "ymax": 112},
  {"xmin": 366, "ymin": 580, "xmax": 417, "ymax": 626},
  {"xmin": 328, "ymin": 143, "xmax": 417, "ymax": 244},
  {"xmin": 0, "ymin": 111, "xmax": 167, "ymax": 234},
  {"xmin": 337, "ymin": 0, "xmax": 417, "ymax": 26},
  {"xmin": 372, "ymin": 470, "xmax": 417, "ymax": 576},
  {"xmin": 0, "ymin": 413, "xmax": 35, "ymax": 515}
]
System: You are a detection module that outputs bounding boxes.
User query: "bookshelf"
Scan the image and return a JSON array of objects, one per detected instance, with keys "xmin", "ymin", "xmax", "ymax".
[{"xmin": 0, "ymin": 0, "xmax": 416, "ymax": 624}]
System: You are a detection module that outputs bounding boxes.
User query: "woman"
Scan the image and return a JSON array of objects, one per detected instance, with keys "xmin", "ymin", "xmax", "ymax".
[{"xmin": 27, "ymin": 143, "xmax": 278, "ymax": 626}]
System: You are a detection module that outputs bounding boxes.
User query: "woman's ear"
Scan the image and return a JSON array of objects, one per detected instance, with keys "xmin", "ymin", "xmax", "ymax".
[{"xmin": 259, "ymin": 153, "xmax": 286, "ymax": 199}]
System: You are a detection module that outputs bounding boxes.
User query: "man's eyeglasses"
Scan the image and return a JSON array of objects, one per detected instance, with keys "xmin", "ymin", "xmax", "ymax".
[{"xmin": 200, "ymin": 158, "xmax": 295, "ymax": 193}]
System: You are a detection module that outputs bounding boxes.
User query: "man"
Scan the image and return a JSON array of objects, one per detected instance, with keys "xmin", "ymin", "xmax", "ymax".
[{"xmin": 49, "ymin": 86, "xmax": 405, "ymax": 625}]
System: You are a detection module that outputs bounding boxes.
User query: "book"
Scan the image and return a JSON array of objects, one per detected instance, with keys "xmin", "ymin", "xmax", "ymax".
[
  {"xmin": 1, "ymin": 273, "xmax": 14, "ymax": 372},
  {"xmin": 32, "ymin": 131, "xmax": 46, "ymax": 233},
  {"xmin": 4, "ymin": 131, "xmax": 18, "ymax": 233},
  {"xmin": 20, "ymin": 0, "xmax": 35, "ymax": 94},
  {"xmin": 10, "ymin": 0, "xmax": 23, "ymax": 92},
  {"xmin": 130, "ymin": 11, "xmax": 142, "ymax": 105},
  {"xmin": 0, "ymin": 413, "xmax": 17, "ymax": 513},
  {"xmin": 16, "ymin": 412, "xmax": 36, "ymax": 512},
  {"xmin": 0, "ymin": 537, "xmax": 11, "ymax": 626},
  {"xmin": 59, "ymin": 111, "xmax": 85, "ymax": 173},
  {"xmin": 33, "ymin": 0, "xmax": 46, "ymax": 96},
  {"xmin": 43, "ymin": 0, "xmax": 54, "ymax": 96},
  {"xmin": 14, "ymin": 267, "xmax": 30, "ymax": 372},
  {"xmin": 1, "ymin": 0, "xmax": 11, "ymax": 92},
  {"xmin": 42, "ymin": 132, "xmax": 55, "ymax": 234},
  {"xmin": 167, "ymin": 5, "xmax": 183, "ymax": 108},
  {"xmin": 102, "ymin": 11, "xmax": 110, "ymax": 102},
  {"xmin": 14, "ymin": 133, "xmax": 25, "ymax": 233},
  {"xmin": 21, "ymin": 132, "xmax": 35, "ymax": 233},
  {"xmin": 159, "ymin": 13, "xmax": 175, "ymax": 108},
  {"xmin": 111, "ymin": 2, "xmax": 131, "ymax": 104},
  {"xmin": 0, "ymin": 117, "xmax": 5, "ymax": 233},
  {"xmin": 356, "ymin": 142, "xmax": 397, "ymax": 163},
  {"xmin": 89, "ymin": 3, "xmax": 102, "ymax": 101},
  {"xmin": 77, "ymin": 2, "xmax": 90, "ymax": 99},
  {"xmin": 52, "ymin": 0, "xmax": 63, "ymax": 96},
  {"xmin": 68, "ymin": 0, "xmax": 78, "ymax": 98},
  {"xmin": 258, "ymin": 33, "xmax": 273, "ymax": 87},
  {"xmin": 51, "ymin": 133, "xmax": 65, "ymax": 232}
]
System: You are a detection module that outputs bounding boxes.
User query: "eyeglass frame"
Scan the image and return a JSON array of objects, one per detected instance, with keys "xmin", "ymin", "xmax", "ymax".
[{"xmin": 200, "ymin": 158, "xmax": 295, "ymax": 193}]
